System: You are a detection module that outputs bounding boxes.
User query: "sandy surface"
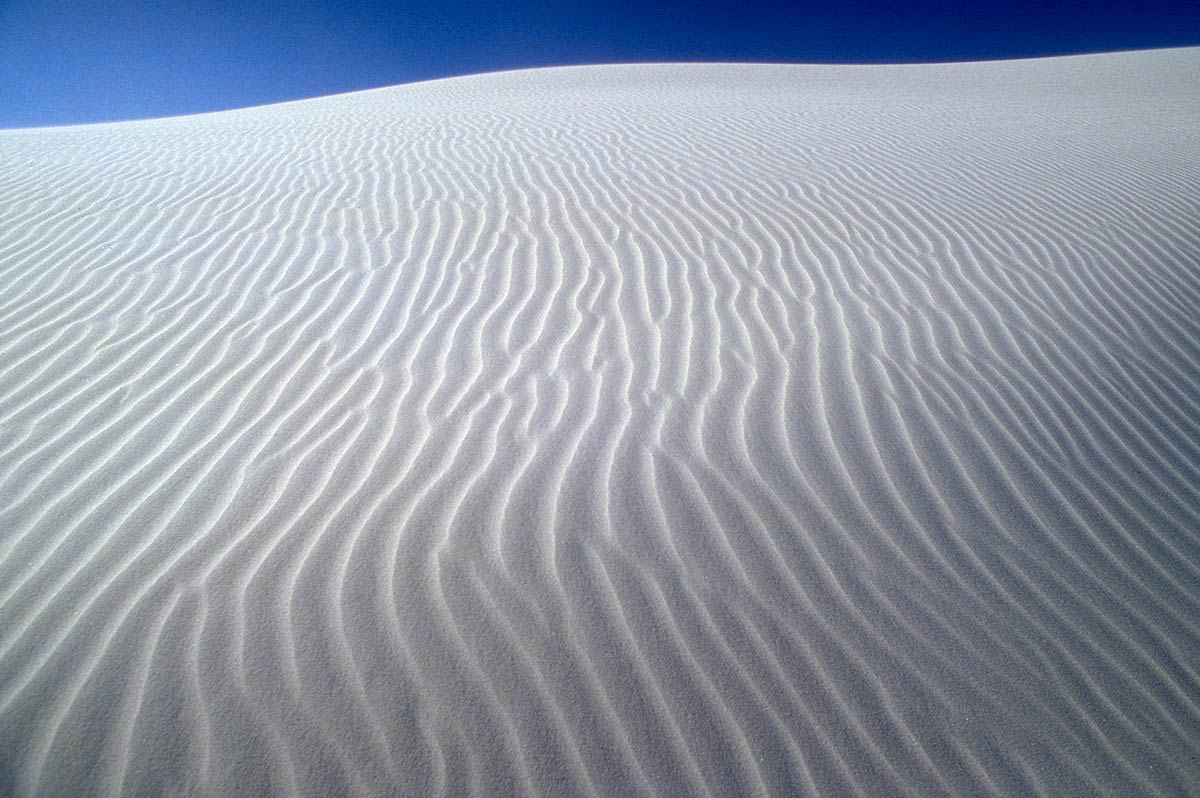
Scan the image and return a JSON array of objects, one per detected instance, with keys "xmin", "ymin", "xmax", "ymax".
[{"xmin": 1, "ymin": 48, "xmax": 1199, "ymax": 796}]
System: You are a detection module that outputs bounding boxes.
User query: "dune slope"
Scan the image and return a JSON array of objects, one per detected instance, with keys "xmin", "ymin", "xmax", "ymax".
[{"xmin": 1, "ymin": 49, "xmax": 1199, "ymax": 797}]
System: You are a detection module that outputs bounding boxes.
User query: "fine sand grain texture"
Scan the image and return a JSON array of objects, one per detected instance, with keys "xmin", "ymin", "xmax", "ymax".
[{"xmin": 2, "ymin": 48, "xmax": 1199, "ymax": 797}]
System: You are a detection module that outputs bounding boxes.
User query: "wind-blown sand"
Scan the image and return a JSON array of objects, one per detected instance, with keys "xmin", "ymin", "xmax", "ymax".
[{"xmin": 1, "ymin": 48, "xmax": 1199, "ymax": 797}]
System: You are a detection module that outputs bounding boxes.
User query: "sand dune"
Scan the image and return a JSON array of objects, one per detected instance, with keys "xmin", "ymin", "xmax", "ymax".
[{"xmin": 1, "ymin": 48, "xmax": 1199, "ymax": 796}]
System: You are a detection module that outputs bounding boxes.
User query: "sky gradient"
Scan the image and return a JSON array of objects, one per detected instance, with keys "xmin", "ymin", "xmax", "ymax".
[{"xmin": 2, "ymin": 0, "xmax": 1199, "ymax": 128}]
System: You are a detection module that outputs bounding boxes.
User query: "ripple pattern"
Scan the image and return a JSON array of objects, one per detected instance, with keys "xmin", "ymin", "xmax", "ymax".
[{"xmin": 1, "ymin": 51, "xmax": 1200, "ymax": 797}]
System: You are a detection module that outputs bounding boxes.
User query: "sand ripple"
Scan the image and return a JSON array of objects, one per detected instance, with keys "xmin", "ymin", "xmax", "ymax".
[{"xmin": 1, "ymin": 50, "xmax": 1199, "ymax": 796}]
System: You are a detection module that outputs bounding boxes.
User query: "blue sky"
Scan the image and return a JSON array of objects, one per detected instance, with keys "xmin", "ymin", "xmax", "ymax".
[{"xmin": 2, "ymin": 0, "xmax": 1198, "ymax": 128}]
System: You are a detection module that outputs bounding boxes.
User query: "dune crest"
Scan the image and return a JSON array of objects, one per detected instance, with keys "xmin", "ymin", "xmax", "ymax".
[{"xmin": 1, "ymin": 50, "xmax": 1199, "ymax": 797}]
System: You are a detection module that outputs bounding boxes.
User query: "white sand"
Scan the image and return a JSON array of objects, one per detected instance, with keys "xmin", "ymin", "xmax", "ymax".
[{"xmin": 1, "ymin": 48, "xmax": 1199, "ymax": 797}]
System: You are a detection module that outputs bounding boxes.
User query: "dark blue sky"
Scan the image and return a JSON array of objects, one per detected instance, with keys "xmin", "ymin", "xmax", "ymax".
[{"xmin": 2, "ymin": 0, "xmax": 1198, "ymax": 128}]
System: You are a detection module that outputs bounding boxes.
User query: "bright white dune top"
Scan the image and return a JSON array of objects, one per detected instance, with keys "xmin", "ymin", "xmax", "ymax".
[{"xmin": 1, "ymin": 49, "xmax": 1199, "ymax": 797}]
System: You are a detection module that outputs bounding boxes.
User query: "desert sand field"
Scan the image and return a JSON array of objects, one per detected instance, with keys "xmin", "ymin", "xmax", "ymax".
[{"xmin": 1, "ymin": 48, "xmax": 1199, "ymax": 796}]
